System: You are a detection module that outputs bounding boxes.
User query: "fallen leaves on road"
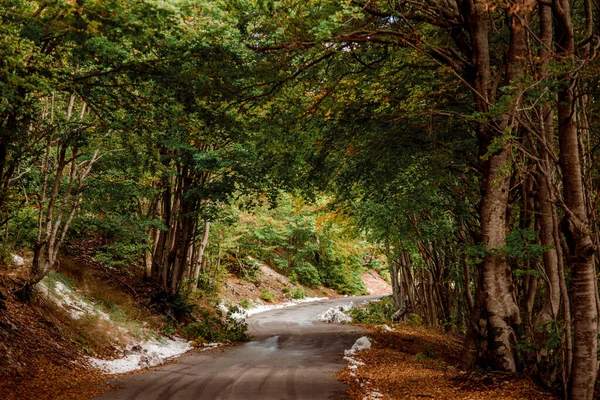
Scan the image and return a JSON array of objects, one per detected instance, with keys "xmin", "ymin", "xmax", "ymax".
[{"xmin": 337, "ymin": 325, "xmax": 558, "ymax": 400}]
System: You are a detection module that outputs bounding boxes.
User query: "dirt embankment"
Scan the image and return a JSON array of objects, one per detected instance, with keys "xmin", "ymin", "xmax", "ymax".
[
  {"xmin": 0, "ymin": 276, "xmax": 108, "ymax": 400},
  {"xmin": 220, "ymin": 264, "xmax": 338, "ymax": 306},
  {"xmin": 361, "ymin": 270, "xmax": 391, "ymax": 295}
]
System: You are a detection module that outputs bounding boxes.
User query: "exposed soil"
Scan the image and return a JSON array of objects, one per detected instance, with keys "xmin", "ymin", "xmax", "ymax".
[
  {"xmin": 361, "ymin": 270, "xmax": 391, "ymax": 295},
  {"xmin": 221, "ymin": 264, "xmax": 338, "ymax": 305},
  {"xmin": 337, "ymin": 325, "xmax": 559, "ymax": 400}
]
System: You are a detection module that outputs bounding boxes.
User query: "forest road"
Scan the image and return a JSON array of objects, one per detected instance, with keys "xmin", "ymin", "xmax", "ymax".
[{"xmin": 93, "ymin": 295, "xmax": 383, "ymax": 400}]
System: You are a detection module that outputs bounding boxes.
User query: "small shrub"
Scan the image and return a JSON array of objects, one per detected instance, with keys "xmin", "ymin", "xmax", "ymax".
[
  {"xmin": 182, "ymin": 307, "xmax": 251, "ymax": 343},
  {"xmin": 294, "ymin": 263, "xmax": 321, "ymax": 287},
  {"xmin": 239, "ymin": 298, "xmax": 252, "ymax": 309},
  {"xmin": 348, "ymin": 296, "xmax": 394, "ymax": 323},
  {"xmin": 260, "ymin": 289, "xmax": 276, "ymax": 303},
  {"xmin": 163, "ymin": 321, "xmax": 177, "ymax": 336},
  {"xmin": 291, "ymin": 287, "xmax": 305, "ymax": 300}
]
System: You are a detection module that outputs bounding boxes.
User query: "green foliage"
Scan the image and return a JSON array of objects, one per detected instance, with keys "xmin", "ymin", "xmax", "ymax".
[
  {"xmin": 294, "ymin": 262, "xmax": 321, "ymax": 287},
  {"xmin": 348, "ymin": 297, "xmax": 395, "ymax": 324},
  {"xmin": 165, "ymin": 292, "xmax": 197, "ymax": 321},
  {"xmin": 290, "ymin": 287, "xmax": 306, "ymax": 300},
  {"xmin": 239, "ymin": 298, "xmax": 252, "ymax": 309},
  {"xmin": 260, "ymin": 289, "xmax": 276, "ymax": 303},
  {"xmin": 505, "ymin": 229, "xmax": 549, "ymax": 266},
  {"xmin": 181, "ymin": 307, "xmax": 250, "ymax": 343},
  {"xmin": 213, "ymin": 194, "xmax": 369, "ymax": 295}
]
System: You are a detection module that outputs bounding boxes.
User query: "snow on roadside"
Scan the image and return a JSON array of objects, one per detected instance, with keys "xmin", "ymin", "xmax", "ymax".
[
  {"xmin": 317, "ymin": 302, "xmax": 353, "ymax": 323},
  {"xmin": 343, "ymin": 337, "xmax": 384, "ymax": 400},
  {"xmin": 227, "ymin": 296, "xmax": 328, "ymax": 321},
  {"xmin": 38, "ymin": 275, "xmax": 195, "ymax": 375},
  {"xmin": 87, "ymin": 337, "xmax": 193, "ymax": 374},
  {"xmin": 318, "ymin": 298, "xmax": 383, "ymax": 324}
]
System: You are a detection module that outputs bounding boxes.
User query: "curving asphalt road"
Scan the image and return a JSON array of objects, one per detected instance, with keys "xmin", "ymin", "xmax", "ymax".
[{"xmin": 94, "ymin": 295, "xmax": 381, "ymax": 400}]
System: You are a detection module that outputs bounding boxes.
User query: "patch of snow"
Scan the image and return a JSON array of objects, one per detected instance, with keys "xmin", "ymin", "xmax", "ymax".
[
  {"xmin": 344, "ymin": 336, "xmax": 371, "ymax": 356},
  {"xmin": 379, "ymin": 324, "xmax": 393, "ymax": 332},
  {"xmin": 201, "ymin": 342, "xmax": 222, "ymax": 349},
  {"xmin": 343, "ymin": 336, "xmax": 383, "ymax": 400},
  {"xmin": 40, "ymin": 281, "xmax": 110, "ymax": 321},
  {"xmin": 362, "ymin": 392, "xmax": 384, "ymax": 400},
  {"xmin": 11, "ymin": 254, "xmax": 24, "ymax": 267},
  {"xmin": 38, "ymin": 272, "xmax": 195, "ymax": 376},
  {"xmin": 317, "ymin": 302, "xmax": 353, "ymax": 324},
  {"xmin": 88, "ymin": 337, "xmax": 192, "ymax": 374}
]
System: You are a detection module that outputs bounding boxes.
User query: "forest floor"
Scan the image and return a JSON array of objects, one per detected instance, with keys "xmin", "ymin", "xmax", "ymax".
[{"xmin": 338, "ymin": 325, "xmax": 560, "ymax": 400}]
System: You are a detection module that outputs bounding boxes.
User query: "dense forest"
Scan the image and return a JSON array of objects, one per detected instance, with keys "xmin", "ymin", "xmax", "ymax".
[{"xmin": 2, "ymin": 0, "xmax": 600, "ymax": 399}]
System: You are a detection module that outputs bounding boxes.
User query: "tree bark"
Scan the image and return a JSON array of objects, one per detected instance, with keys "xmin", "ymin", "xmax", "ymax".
[{"xmin": 551, "ymin": 1, "xmax": 599, "ymax": 397}]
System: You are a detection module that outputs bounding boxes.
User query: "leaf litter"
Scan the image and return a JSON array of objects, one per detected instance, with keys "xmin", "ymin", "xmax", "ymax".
[{"xmin": 337, "ymin": 325, "xmax": 558, "ymax": 400}]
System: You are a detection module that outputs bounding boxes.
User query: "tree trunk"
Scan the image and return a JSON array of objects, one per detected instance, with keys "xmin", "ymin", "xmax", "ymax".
[
  {"xmin": 192, "ymin": 218, "xmax": 210, "ymax": 289},
  {"xmin": 552, "ymin": 1, "xmax": 599, "ymax": 398}
]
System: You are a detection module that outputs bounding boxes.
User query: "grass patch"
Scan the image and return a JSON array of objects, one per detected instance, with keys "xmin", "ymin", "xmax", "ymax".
[
  {"xmin": 45, "ymin": 270, "xmax": 77, "ymax": 292},
  {"xmin": 260, "ymin": 289, "xmax": 276, "ymax": 303},
  {"xmin": 291, "ymin": 287, "xmax": 305, "ymax": 300},
  {"xmin": 239, "ymin": 298, "xmax": 252, "ymax": 309}
]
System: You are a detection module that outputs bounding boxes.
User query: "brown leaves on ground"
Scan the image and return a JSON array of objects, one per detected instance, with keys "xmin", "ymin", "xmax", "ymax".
[
  {"xmin": 337, "ymin": 325, "xmax": 558, "ymax": 400},
  {"xmin": 0, "ymin": 276, "xmax": 110, "ymax": 400}
]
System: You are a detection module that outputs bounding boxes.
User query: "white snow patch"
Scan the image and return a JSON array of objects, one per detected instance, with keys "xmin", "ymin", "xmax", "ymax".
[
  {"xmin": 11, "ymin": 254, "xmax": 24, "ymax": 267},
  {"xmin": 88, "ymin": 337, "xmax": 192, "ymax": 374},
  {"xmin": 40, "ymin": 280, "xmax": 110, "ymax": 321},
  {"xmin": 362, "ymin": 392, "xmax": 384, "ymax": 400},
  {"xmin": 201, "ymin": 342, "xmax": 222, "ymax": 349},
  {"xmin": 344, "ymin": 336, "xmax": 383, "ymax": 400},
  {"xmin": 344, "ymin": 336, "xmax": 371, "ymax": 356},
  {"xmin": 317, "ymin": 302, "xmax": 353, "ymax": 324},
  {"xmin": 379, "ymin": 324, "xmax": 393, "ymax": 332}
]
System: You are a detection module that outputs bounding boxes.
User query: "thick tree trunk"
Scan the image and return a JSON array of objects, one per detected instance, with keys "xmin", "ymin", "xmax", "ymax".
[
  {"xmin": 559, "ymin": 90, "xmax": 598, "ymax": 400},
  {"xmin": 479, "ymin": 148, "xmax": 520, "ymax": 371},
  {"xmin": 469, "ymin": 0, "xmax": 529, "ymax": 372},
  {"xmin": 551, "ymin": 1, "xmax": 599, "ymax": 398},
  {"xmin": 535, "ymin": 0, "xmax": 561, "ymax": 327}
]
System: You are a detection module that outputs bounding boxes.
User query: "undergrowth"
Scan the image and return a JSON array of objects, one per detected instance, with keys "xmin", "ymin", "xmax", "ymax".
[
  {"xmin": 181, "ymin": 306, "xmax": 250, "ymax": 343},
  {"xmin": 260, "ymin": 289, "xmax": 276, "ymax": 302},
  {"xmin": 348, "ymin": 296, "xmax": 394, "ymax": 324}
]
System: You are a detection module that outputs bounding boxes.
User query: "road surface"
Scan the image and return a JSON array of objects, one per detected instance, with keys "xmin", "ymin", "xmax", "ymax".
[{"xmin": 94, "ymin": 295, "xmax": 381, "ymax": 400}]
